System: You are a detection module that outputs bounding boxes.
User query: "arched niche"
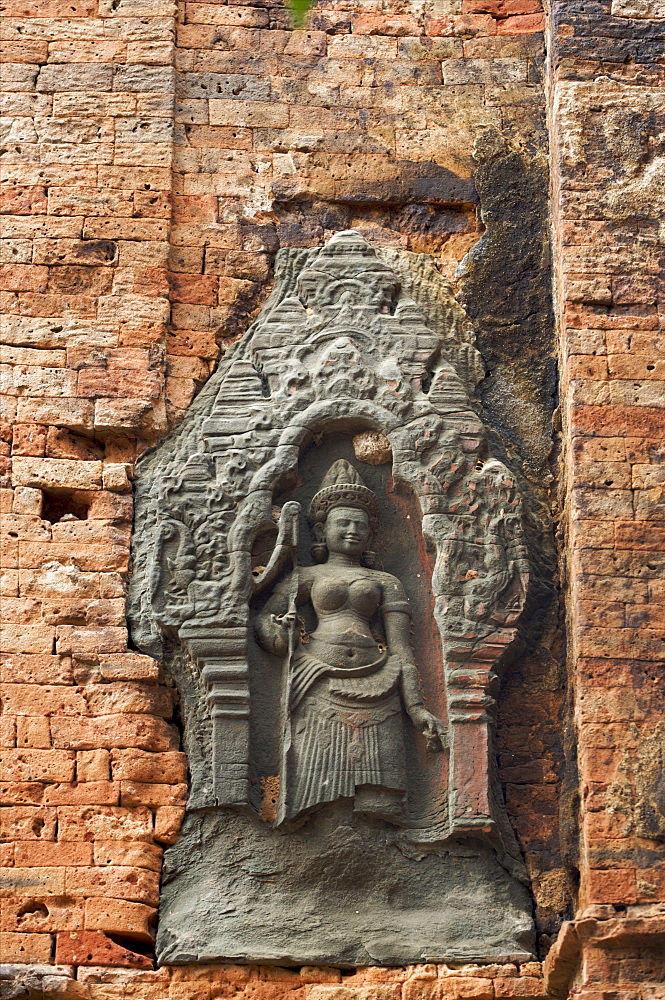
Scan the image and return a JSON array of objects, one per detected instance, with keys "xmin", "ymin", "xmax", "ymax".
[{"xmin": 129, "ymin": 231, "xmax": 547, "ymax": 967}]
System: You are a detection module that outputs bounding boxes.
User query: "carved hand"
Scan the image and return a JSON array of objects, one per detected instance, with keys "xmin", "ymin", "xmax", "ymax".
[
  {"xmin": 408, "ymin": 707, "xmax": 448, "ymax": 752},
  {"xmin": 272, "ymin": 611, "xmax": 298, "ymax": 631}
]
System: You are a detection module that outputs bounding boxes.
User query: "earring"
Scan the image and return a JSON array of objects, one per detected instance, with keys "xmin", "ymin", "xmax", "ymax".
[
  {"xmin": 311, "ymin": 543, "xmax": 328, "ymax": 563},
  {"xmin": 362, "ymin": 550, "xmax": 377, "ymax": 568}
]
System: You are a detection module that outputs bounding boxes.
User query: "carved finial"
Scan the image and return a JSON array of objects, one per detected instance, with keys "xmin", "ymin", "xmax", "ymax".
[
  {"xmin": 309, "ymin": 458, "xmax": 379, "ymax": 526},
  {"xmin": 319, "ymin": 458, "xmax": 365, "ymax": 490}
]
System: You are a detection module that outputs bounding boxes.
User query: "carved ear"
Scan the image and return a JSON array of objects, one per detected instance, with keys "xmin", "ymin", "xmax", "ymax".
[{"xmin": 311, "ymin": 522, "xmax": 328, "ymax": 563}]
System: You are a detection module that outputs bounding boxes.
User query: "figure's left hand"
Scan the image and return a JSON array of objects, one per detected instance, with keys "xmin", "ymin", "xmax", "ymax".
[{"xmin": 409, "ymin": 707, "xmax": 448, "ymax": 752}]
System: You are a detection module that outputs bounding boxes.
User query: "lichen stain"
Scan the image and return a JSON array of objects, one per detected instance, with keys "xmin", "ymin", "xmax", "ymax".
[{"xmin": 608, "ymin": 721, "xmax": 665, "ymax": 842}]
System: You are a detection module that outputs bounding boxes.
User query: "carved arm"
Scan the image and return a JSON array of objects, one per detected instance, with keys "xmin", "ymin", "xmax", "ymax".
[
  {"xmin": 252, "ymin": 501, "xmax": 300, "ymax": 596},
  {"xmin": 383, "ymin": 606, "xmax": 448, "ymax": 751}
]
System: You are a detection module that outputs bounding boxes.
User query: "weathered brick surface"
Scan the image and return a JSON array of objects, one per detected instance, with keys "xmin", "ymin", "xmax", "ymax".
[
  {"xmin": 545, "ymin": 1, "xmax": 665, "ymax": 997},
  {"xmin": 0, "ymin": 0, "xmax": 178, "ymax": 971},
  {"xmin": 1, "ymin": 0, "xmax": 663, "ymax": 997}
]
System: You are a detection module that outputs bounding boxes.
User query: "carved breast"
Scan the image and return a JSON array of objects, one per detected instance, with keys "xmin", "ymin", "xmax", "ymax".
[{"xmin": 311, "ymin": 576, "xmax": 382, "ymax": 619}]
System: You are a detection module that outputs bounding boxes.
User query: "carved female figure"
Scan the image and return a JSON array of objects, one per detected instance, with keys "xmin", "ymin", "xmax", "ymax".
[{"xmin": 256, "ymin": 459, "xmax": 447, "ymax": 828}]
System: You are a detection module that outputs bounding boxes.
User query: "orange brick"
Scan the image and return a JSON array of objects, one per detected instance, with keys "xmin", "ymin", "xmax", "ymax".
[
  {"xmin": 0, "ymin": 40, "xmax": 48, "ymax": 62},
  {"xmin": 0, "ymin": 894, "xmax": 84, "ymax": 932},
  {"xmin": 172, "ymin": 195, "xmax": 219, "ymax": 225},
  {"xmin": 462, "ymin": 0, "xmax": 541, "ymax": 11},
  {"xmin": 14, "ymin": 841, "xmax": 93, "ymax": 866},
  {"xmin": 0, "ymin": 186, "xmax": 47, "ymax": 216},
  {"xmin": 0, "ymin": 782, "xmax": 45, "ymax": 805},
  {"xmin": 0, "ymin": 867, "xmax": 65, "ymax": 896},
  {"xmin": 50, "ymin": 714, "xmax": 178, "ymax": 752},
  {"xmin": 0, "ymin": 805, "xmax": 56, "ymax": 840},
  {"xmin": 84, "ymin": 896, "xmax": 156, "ymax": 941},
  {"xmin": 93, "ymin": 840, "xmax": 162, "ymax": 872},
  {"xmin": 0, "ymin": 748, "xmax": 75, "ymax": 782},
  {"xmin": 77, "ymin": 749, "xmax": 110, "ymax": 782},
  {"xmin": 0, "ymin": 624, "xmax": 55, "ymax": 654},
  {"xmin": 586, "ymin": 868, "xmax": 637, "ymax": 905},
  {"xmin": 572, "ymin": 405, "xmax": 665, "ymax": 439},
  {"xmin": 494, "ymin": 978, "xmax": 545, "ymax": 997},
  {"xmin": 0, "ymin": 654, "xmax": 73, "ymax": 685},
  {"xmin": 77, "ymin": 369, "xmax": 162, "ymax": 400},
  {"xmin": 425, "ymin": 13, "xmax": 497, "ymax": 35},
  {"xmin": 154, "ymin": 806, "xmax": 185, "ymax": 845},
  {"xmin": 110, "ymin": 749, "xmax": 187, "ymax": 784},
  {"xmin": 16, "ymin": 717, "xmax": 51, "ymax": 749},
  {"xmin": 42, "ymin": 780, "xmax": 119, "ymax": 806},
  {"xmin": 98, "ymin": 653, "xmax": 160, "ymax": 682},
  {"xmin": 0, "ymin": 683, "xmax": 86, "ymax": 716},
  {"xmin": 12, "ymin": 457, "xmax": 103, "ymax": 491},
  {"xmin": 0, "ymin": 930, "xmax": 53, "ymax": 963},
  {"xmin": 0, "ymin": 265, "xmax": 48, "ymax": 293},
  {"xmin": 120, "ymin": 781, "xmax": 188, "ymax": 808},
  {"xmin": 166, "ymin": 329, "xmax": 220, "ymax": 358},
  {"xmin": 56, "ymin": 805, "xmax": 153, "ymax": 843},
  {"xmin": 615, "ymin": 521, "xmax": 665, "ymax": 551},
  {"xmin": 169, "ymin": 273, "xmax": 219, "ymax": 306},
  {"xmin": 83, "ymin": 682, "xmax": 172, "ymax": 718},
  {"xmin": 65, "ymin": 865, "xmax": 160, "ymax": 906},
  {"xmin": 496, "ymin": 13, "xmax": 544, "ymax": 33},
  {"xmin": 11, "ymin": 423, "xmax": 47, "ymax": 457},
  {"xmin": 55, "ymin": 929, "xmax": 152, "ymax": 968},
  {"xmin": 351, "ymin": 13, "xmax": 423, "ymax": 35},
  {"xmin": 54, "ymin": 625, "xmax": 128, "ymax": 655},
  {"xmin": 0, "ymin": 715, "xmax": 16, "ymax": 748}
]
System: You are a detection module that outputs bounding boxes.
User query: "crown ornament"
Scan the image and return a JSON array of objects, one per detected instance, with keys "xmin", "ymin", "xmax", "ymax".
[{"xmin": 309, "ymin": 459, "xmax": 379, "ymax": 527}]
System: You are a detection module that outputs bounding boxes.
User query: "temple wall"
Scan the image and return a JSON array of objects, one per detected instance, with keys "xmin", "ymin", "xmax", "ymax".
[
  {"xmin": 544, "ymin": 2, "xmax": 665, "ymax": 994},
  {"xmin": 0, "ymin": 0, "xmax": 663, "ymax": 996}
]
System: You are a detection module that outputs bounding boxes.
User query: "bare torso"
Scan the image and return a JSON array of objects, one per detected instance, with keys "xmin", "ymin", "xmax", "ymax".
[{"xmin": 299, "ymin": 565, "xmax": 388, "ymax": 670}]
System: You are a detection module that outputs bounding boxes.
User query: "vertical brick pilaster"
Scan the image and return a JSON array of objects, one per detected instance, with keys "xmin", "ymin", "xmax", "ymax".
[
  {"xmin": 0, "ymin": 0, "xmax": 178, "ymax": 970},
  {"xmin": 546, "ymin": 1, "xmax": 665, "ymax": 994}
]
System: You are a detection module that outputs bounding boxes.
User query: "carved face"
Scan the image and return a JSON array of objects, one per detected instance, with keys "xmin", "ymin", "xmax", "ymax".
[{"xmin": 324, "ymin": 506, "xmax": 370, "ymax": 556}]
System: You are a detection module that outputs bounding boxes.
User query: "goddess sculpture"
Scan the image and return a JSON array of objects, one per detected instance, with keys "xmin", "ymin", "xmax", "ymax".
[
  {"xmin": 256, "ymin": 459, "xmax": 447, "ymax": 828},
  {"xmin": 132, "ymin": 235, "xmax": 538, "ymax": 964}
]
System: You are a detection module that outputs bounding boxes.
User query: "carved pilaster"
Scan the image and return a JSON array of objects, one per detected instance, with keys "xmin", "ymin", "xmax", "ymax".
[{"xmin": 180, "ymin": 624, "xmax": 250, "ymax": 807}]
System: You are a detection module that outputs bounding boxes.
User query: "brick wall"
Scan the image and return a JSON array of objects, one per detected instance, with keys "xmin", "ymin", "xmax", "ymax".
[
  {"xmin": 0, "ymin": 0, "xmax": 182, "ymax": 974},
  {"xmin": 545, "ymin": 0, "xmax": 665, "ymax": 996},
  {"xmin": 0, "ymin": 0, "xmax": 663, "ymax": 996}
]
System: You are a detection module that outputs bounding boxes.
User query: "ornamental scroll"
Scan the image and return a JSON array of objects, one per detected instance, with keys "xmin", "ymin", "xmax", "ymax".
[{"xmin": 129, "ymin": 231, "xmax": 538, "ymax": 966}]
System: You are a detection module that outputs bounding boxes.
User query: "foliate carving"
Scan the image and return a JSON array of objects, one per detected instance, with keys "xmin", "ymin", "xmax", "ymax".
[{"xmin": 129, "ymin": 231, "xmax": 542, "ymax": 965}]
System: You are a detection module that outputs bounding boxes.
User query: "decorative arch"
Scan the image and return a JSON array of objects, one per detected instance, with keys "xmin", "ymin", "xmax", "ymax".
[{"xmin": 129, "ymin": 232, "xmax": 547, "ymax": 963}]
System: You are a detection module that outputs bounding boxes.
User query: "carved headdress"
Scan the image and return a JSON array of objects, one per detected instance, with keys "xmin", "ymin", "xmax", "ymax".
[{"xmin": 309, "ymin": 459, "xmax": 379, "ymax": 528}]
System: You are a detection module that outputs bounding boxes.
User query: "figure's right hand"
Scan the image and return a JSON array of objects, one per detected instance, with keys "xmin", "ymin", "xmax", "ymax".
[{"xmin": 272, "ymin": 612, "xmax": 297, "ymax": 631}]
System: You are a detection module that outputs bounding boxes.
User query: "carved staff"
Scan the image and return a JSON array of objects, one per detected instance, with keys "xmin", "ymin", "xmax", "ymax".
[{"xmin": 274, "ymin": 510, "xmax": 300, "ymax": 827}]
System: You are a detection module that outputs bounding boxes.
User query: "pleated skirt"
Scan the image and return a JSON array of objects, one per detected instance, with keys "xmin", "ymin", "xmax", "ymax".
[{"xmin": 286, "ymin": 686, "xmax": 408, "ymax": 820}]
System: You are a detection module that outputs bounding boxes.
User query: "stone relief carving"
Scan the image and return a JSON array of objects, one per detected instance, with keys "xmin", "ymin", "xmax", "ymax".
[
  {"xmin": 256, "ymin": 458, "xmax": 447, "ymax": 829},
  {"xmin": 129, "ymin": 230, "xmax": 542, "ymax": 966}
]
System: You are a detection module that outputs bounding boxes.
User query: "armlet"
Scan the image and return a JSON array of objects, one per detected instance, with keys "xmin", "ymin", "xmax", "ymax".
[{"xmin": 382, "ymin": 600, "xmax": 410, "ymax": 615}]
